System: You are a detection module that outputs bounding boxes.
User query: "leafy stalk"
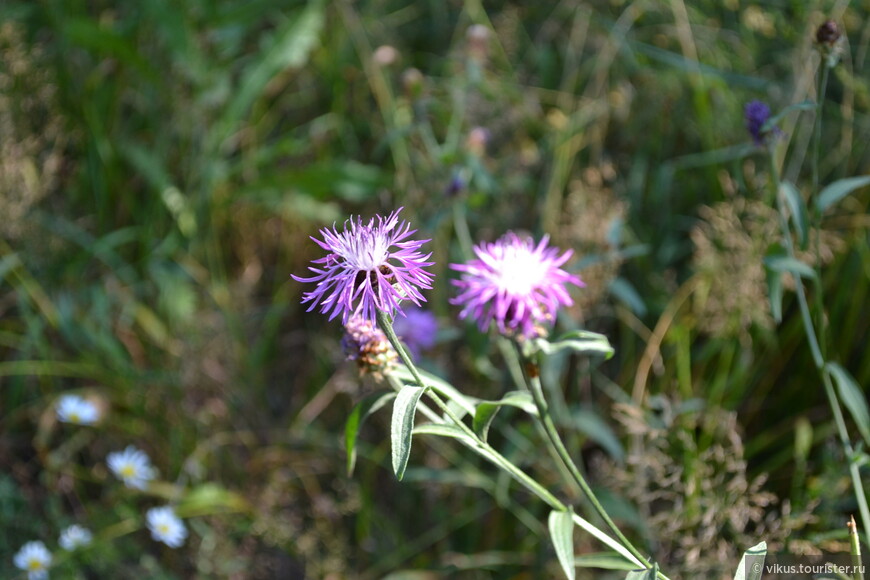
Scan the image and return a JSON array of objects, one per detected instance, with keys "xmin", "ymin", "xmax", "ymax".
[
  {"xmin": 517, "ymin": 346, "xmax": 657, "ymax": 574},
  {"xmin": 375, "ymin": 310, "xmax": 653, "ymax": 572},
  {"xmin": 767, "ymin": 153, "xmax": 870, "ymax": 547}
]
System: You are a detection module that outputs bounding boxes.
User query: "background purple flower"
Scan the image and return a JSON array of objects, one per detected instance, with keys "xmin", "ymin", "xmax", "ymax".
[
  {"xmin": 450, "ymin": 233, "xmax": 583, "ymax": 340},
  {"xmin": 744, "ymin": 100, "xmax": 773, "ymax": 145},
  {"xmin": 392, "ymin": 307, "xmax": 438, "ymax": 358},
  {"xmin": 293, "ymin": 208, "xmax": 434, "ymax": 323}
]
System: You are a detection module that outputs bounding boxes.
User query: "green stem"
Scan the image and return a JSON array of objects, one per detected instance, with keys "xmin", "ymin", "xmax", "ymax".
[
  {"xmin": 375, "ymin": 310, "xmax": 654, "ymax": 571},
  {"xmin": 768, "ymin": 154, "xmax": 870, "ymax": 547},
  {"xmin": 518, "ymin": 347, "xmax": 653, "ymax": 570},
  {"xmin": 811, "ymin": 61, "xmax": 830, "ymax": 359},
  {"xmin": 497, "ymin": 337, "xmax": 580, "ymax": 494}
]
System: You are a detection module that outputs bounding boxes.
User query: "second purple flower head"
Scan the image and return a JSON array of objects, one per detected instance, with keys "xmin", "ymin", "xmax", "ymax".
[
  {"xmin": 450, "ymin": 233, "xmax": 583, "ymax": 340},
  {"xmin": 293, "ymin": 208, "xmax": 434, "ymax": 323}
]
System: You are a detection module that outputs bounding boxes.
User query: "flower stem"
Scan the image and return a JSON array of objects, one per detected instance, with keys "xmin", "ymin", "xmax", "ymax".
[
  {"xmin": 518, "ymin": 349, "xmax": 653, "ymax": 570},
  {"xmin": 811, "ymin": 59, "xmax": 831, "ymax": 359}
]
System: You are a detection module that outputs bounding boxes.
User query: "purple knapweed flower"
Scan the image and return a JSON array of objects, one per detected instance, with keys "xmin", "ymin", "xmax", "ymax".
[
  {"xmin": 450, "ymin": 233, "xmax": 583, "ymax": 340},
  {"xmin": 292, "ymin": 208, "xmax": 434, "ymax": 323},
  {"xmin": 744, "ymin": 100, "xmax": 775, "ymax": 145},
  {"xmin": 341, "ymin": 315, "xmax": 397, "ymax": 375},
  {"xmin": 393, "ymin": 307, "xmax": 438, "ymax": 358}
]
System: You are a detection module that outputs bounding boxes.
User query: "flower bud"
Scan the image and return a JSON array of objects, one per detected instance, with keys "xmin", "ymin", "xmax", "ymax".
[
  {"xmin": 466, "ymin": 25, "xmax": 490, "ymax": 62},
  {"xmin": 465, "ymin": 127, "xmax": 490, "ymax": 157},
  {"xmin": 372, "ymin": 45, "xmax": 399, "ymax": 67},
  {"xmin": 815, "ymin": 20, "xmax": 840, "ymax": 46},
  {"xmin": 401, "ymin": 67, "xmax": 424, "ymax": 98}
]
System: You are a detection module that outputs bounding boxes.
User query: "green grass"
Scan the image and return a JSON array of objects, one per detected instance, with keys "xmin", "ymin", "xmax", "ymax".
[{"xmin": 1, "ymin": 1, "xmax": 868, "ymax": 578}]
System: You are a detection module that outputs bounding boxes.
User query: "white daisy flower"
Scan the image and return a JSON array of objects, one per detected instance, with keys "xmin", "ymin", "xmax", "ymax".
[
  {"xmin": 55, "ymin": 394, "xmax": 100, "ymax": 425},
  {"xmin": 146, "ymin": 506, "xmax": 188, "ymax": 548},
  {"xmin": 107, "ymin": 446, "xmax": 156, "ymax": 490},
  {"xmin": 59, "ymin": 525, "xmax": 93, "ymax": 550},
  {"xmin": 13, "ymin": 541, "xmax": 52, "ymax": 580}
]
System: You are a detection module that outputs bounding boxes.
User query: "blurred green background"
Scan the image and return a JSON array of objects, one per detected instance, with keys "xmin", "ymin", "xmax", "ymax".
[{"xmin": 1, "ymin": 0, "xmax": 868, "ymax": 578}]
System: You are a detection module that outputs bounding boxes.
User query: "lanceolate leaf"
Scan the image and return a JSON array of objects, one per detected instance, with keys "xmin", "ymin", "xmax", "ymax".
[
  {"xmin": 779, "ymin": 181, "xmax": 808, "ymax": 249},
  {"xmin": 548, "ymin": 508, "xmax": 576, "ymax": 580},
  {"xmin": 535, "ymin": 330, "xmax": 615, "ymax": 359},
  {"xmin": 412, "ymin": 423, "xmax": 475, "ymax": 445},
  {"xmin": 815, "ymin": 175, "xmax": 870, "ymax": 212},
  {"xmin": 826, "ymin": 363, "xmax": 870, "ymax": 447},
  {"xmin": 391, "ymin": 385, "xmax": 428, "ymax": 480},
  {"xmin": 763, "ymin": 255, "xmax": 817, "ymax": 280},
  {"xmin": 344, "ymin": 390, "xmax": 396, "ymax": 476},
  {"xmin": 766, "ymin": 268, "xmax": 784, "ymax": 323},
  {"xmin": 473, "ymin": 391, "xmax": 538, "ymax": 441},
  {"xmin": 733, "ymin": 541, "xmax": 766, "ymax": 580},
  {"xmin": 392, "ymin": 366, "xmax": 477, "ymax": 417}
]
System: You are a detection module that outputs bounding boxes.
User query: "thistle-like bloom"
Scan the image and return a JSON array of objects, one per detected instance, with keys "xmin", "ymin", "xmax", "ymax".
[
  {"xmin": 393, "ymin": 307, "xmax": 438, "ymax": 358},
  {"xmin": 59, "ymin": 525, "xmax": 93, "ymax": 551},
  {"xmin": 107, "ymin": 446, "xmax": 156, "ymax": 490},
  {"xmin": 341, "ymin": 315, "xmax": 397, "ymax": 375},
  {"xmin": 56, "ymin": 394, "xmax": 100, "ymax": 425},
  {"xmin": 292, "ymin": 208, "xmax": 434, "ymax": 323},
  {"xmin": 451, "ymin": 233, "xmax": 583, "ymax": 340},
  {"xmin": 744, "ymin": 100, "xmax": 776, "ymax": 145},
  {"xmin": 13, "ymin": 541, "xmax": 52, "ymax": 580},
  {"xmin": 146, "ymin": 506, "xmax": 188, "ymax": 548}
]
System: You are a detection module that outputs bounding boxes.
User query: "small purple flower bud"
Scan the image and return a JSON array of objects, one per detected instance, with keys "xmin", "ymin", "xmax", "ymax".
[
  {"xmin": 341, "ymin": 316, "xmax": 397, "ymax": 375},
  {"xmin": 446, "ymin": 172, "xmax": 465, "ymax": 197},
  {"xmin": 744, "ymin": 100, "xmax": 776, "ymax": 145}
]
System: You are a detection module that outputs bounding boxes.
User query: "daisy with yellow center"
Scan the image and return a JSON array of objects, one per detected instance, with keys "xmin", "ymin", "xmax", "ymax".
[
  {"xmin": 13, "ymin": 541, "xmax": 51, "ymax": 580},
  {"xmin": 55, "ymin": 394, "xmax": 100, "ymax": 425},
  {"xmin": 146, "ymin": 506, "xmax": 188, "ymax": 548},
  {"xmin": 107, "ymin": 445, "xmax": 156, "ymax": 490}
]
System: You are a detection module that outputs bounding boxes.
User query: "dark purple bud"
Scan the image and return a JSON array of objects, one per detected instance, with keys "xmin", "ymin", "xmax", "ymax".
[{"xmin": 816, "ymin": 20, "xmax": 840, "ymax": 46}]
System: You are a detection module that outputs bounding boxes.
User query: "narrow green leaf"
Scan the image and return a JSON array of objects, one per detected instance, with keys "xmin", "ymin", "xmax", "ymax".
[
  {"xmin": 608, "ymin": 278, "xmax": 648, "ymax": 317},
  {"xmin": 826, "ymin": 363, "xmax": 870, "ymax": 447},
  {"xmin": 779, "ymin": 181, "xmax": 809, "ymax": 248},
  {"xmin": 766, "ymin": 100, "xmax": 816, "ymax": 128},
  {"xmin": 574, "ymin": 553, "xmax": 639, "ymax": 571},
  {"xmin": 392, "ymin": 366, "xmax": 477, "ymax": 417},
  {"xmin": 412, "ymin": 423, "xmax": 475, "ymax": 444},
  {"xmin": 344, "ymin": 391, "xmax": 396, "ymax": 476},
  {"xmin": 763, "ymin": 256, "xmax": 817, "ymax": 280},
  {"xmin": 214, "ymin": 3, "xmax": 325, "ymax": 144},
  {"xmin": 549, "ymin": 508, "xmax": 576, "ymax": 580},
  {"xmin": 816, "ymin": 175, "xmax": 870, "ymax": 212},
  {"xmin": 624, "ymin": 563, "xmax": 658, "ymax": 579},
  {"xmin": 473, "ymin": 391, "xmax": 537, "ymax": 441},
  {"xmin": 535, "ymin": 330, "xmax": 615, "ymax": 359},
  {"xmin": 766, "ymin": 268, "xmax": 783, "ymax": 323},
  {"xmin": 733, "ymin": 541, "xmax": 767, "ymax": 580},
  {"xmin": 391, "ymin": 385, "xmax": 428, "ymax": 480},
  {"xmin": 572, "ymin": 410, "xmax": 625, "ymax": 461}
]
